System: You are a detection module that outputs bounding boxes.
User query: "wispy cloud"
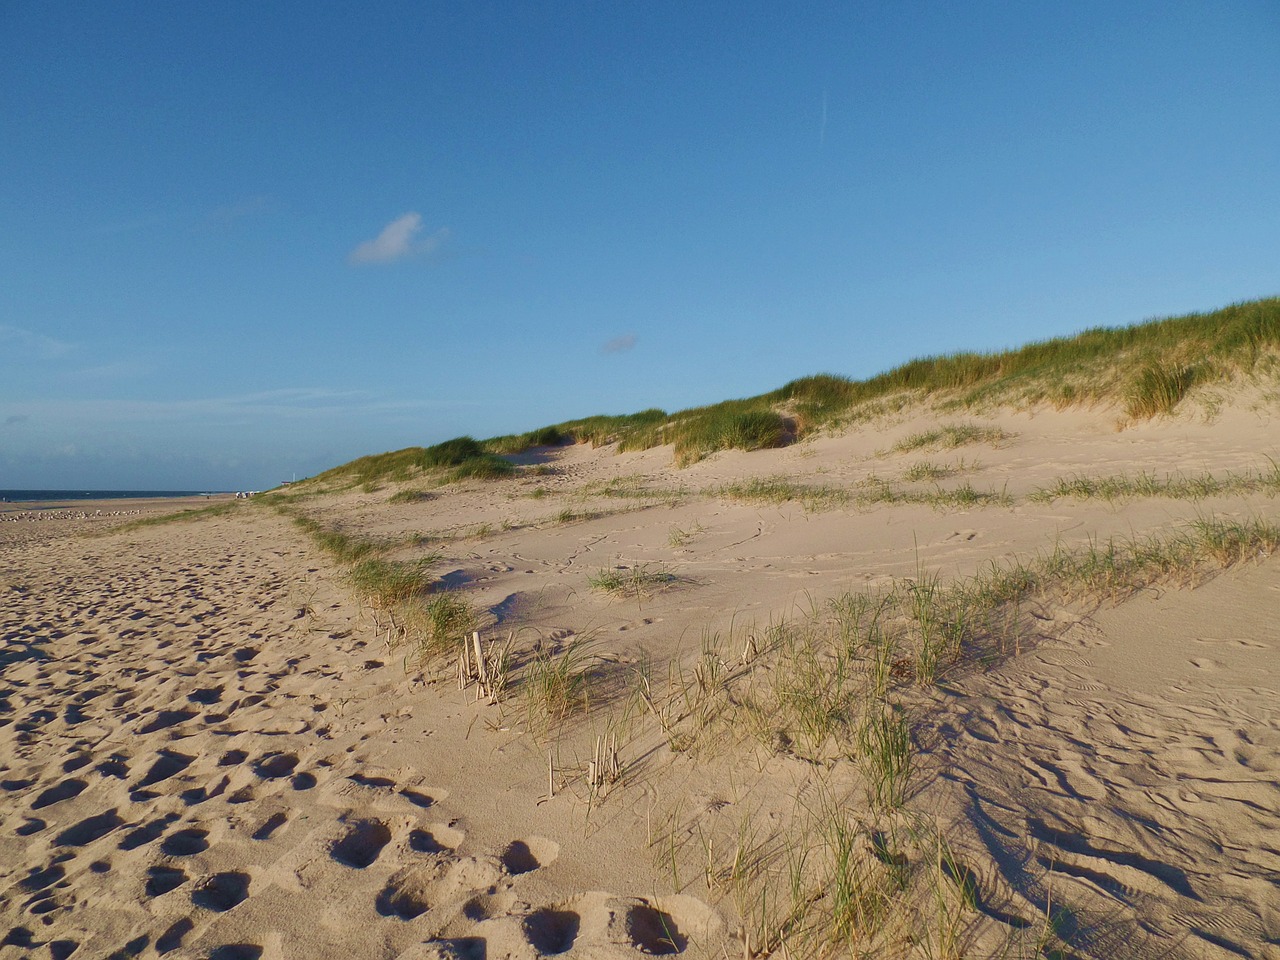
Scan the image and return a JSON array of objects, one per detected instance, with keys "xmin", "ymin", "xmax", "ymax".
[
  {"xmin": 210, "ymin": 195, "xmax": 270, "ymax": 224},
  {"xmin": 0, "ymin": 324, "xmax": 75, "ymax": 360},
  {"xmin": 72, "ymin": 360, "xmax": 151, "ymax": 380},
  {"xmin": 348, "ymin": 212, "xmax": 449, "ymax": 265},
  {"xmin": 601, "ymin": 333, "xmax": 638, "ymax": 355},
  {"xmin": 88, "ymin": 213, "xmax": 171, "ymax": 237},
  {"xmin": 9, "ymin": 388, "xmax": 467, "ymax": 428}
]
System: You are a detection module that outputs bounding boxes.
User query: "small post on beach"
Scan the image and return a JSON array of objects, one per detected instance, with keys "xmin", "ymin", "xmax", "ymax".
[{"xmin": 472, "ymin": 631, "xmax": 488, "ymax": 687}]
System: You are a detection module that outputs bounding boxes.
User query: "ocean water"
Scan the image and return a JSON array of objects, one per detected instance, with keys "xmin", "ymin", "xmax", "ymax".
[{"xmin": 1, "ymin": 490, "xmax": 223, "ymax": 503}]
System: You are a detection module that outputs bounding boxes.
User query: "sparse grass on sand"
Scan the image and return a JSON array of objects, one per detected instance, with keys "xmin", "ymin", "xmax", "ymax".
[
  {"xmin": 718, "ymin": 475, "xmax": 1011, "ymax": 512},
  {"xmin": 521, "ymin": 639, "xmax": 594, "ymax": 734},
  {"xmin": 718, "ymin": 477, "xmax": 850, "ymax": 511},
  {"xmin": 588, "ymin": 562, "xmax": 678, "ymax": 597},
  {"xmin": 388, "ymin": 489, "xmax": 435, "ymax": 504},
  {"xmin": 624, "ymin": 514, "xmax": 1278, "ymax": 956},
  {"xmin": 891, "ymin": 422, "xmax": 1011, "ymax": 454},
  {"xmin": 901, "ymin": 459, "xmax": 966, "ymax": 482},
  {"xmin": 277, "ymin": 446, "xmax": 1278, "ymax": 956},
  {"xmin": 103, "ymin": 501, "xmax": 240, "ymax": 533},
  {"xmin": 1028, "ymin": 462, "xmax": 1280, "ymax": 504}
]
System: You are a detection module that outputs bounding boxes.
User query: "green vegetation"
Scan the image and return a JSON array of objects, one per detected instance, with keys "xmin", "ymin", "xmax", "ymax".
[
  {"xmin": 421, "ymin": 436, "xmax": 516, "ymax": 481},
  {"xmin": 521, "ymin": 639, "xmax": 594, "ymax": 733},
  {"xmin": 484, "ymin": 425, "xmax": 568, "ymax": 455},
  {"xmin": 301, "ymin": 435, "xmax": 514, "ymax": 490},
  {"xmin": 388, "ymin": 489, "xmax": 435, "ymax": 504},
  {"xmin": 298, "ymin": 297, "xmax": 1280, "ymax": 479},
  {"xmin": 105, "ymin": 501, "xmax": 240, "ymax": 533},
  {"xmin": 719, "ymin": 476, "xmax": 850, "ymax": 511},
  {"xmin": 901, "ymin": 460, "xmax": 960, "ymax": 482},
  {"xmin": 588, "ymin": 562, "xmax": 678, "ymax": 596},
  {"xmin": 545, "ymin": 409, "xmax": 669, "ymax": 447},
  {"xmin": 892, "ymin": 422, "xmax": 1011, "ymax": 453},
  {"xmin": 1029, "ymin": 463, "xmax": 1280, "ymax": 504},
  {"xmin": 417, "ymin": 593, "xmax": 479, "ymax": 660},
  {"xmin": 718, "ymin": 474, "xmax": 1011, "ymax": 512},
  {"xmin": 631, "ymin": 513, "xmax": 1277, "ymax": 954},
  {"xmin": 617, "ymin": 407, "xmax": 791, "ymax": 467},
  {"xmin": 566, "ymin": 297, "xmax": 1278, "ymax": 464},
  {"xmin": 287, "ymin": 513, "xmax": 440, "ymax": 612},
  {"xmin": 1125, "ymin": 360, "xmax": 1198, "ymax": 419}
]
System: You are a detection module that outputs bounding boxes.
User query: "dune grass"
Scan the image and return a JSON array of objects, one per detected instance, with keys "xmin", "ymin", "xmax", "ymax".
[
  {"xmin": 719, "ymin": 477, "xmax": 850, "ymax": 511},
  {"xmin": 521, "ymin": 639, "xmax": 594, "ymax": 734},
  {"xmin": 1028, "ymin": 462, "xmax": 1280, "ymax": 504},
  {"xmin": 588, "ymin": 562, "xmax": 678, "ymax": 597},
  {"xmin": 560, "ymin": 295, "xmax": 1278, "ymax": 465},
  {"xmin": 301, "ymin": 297, "xmax": 1280, "ymax": 479},
  {"xmin": 902, "ymin": 460, "xmax": 965, "ymax": 482},
  {"xmin": 1125, "ymin": 361, "xmax": 1198, "ymax": 419},
  {"xmin": 483, "ymin": 425, "xmax": 569, "ymax": 455},
  {"xmin": 633, "ymin": 512, "xmax": 1278, "ymax": 955},
  {"xmin": 301, "ymin": 435, "xmax": 515, "ymax": 490},
  {"xmin": 388, "ymin": 489, "xmax": 435, "ymax": 504},
  {"xmin": 892, "ymin": 423, "xmax": 1011, "ymax": 454},
  {"xmin": 718, "ymin": 475, "xmax": 1011, "ymax": 512},
  {"xmin": 104, "ymin": 500, "xmax": 240, "ymax": 533}
]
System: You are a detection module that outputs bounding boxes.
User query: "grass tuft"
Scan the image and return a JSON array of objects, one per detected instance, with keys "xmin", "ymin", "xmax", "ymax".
[
  {"xmin": 1125, "ymin": 361, "xmax": 1198, "ymax": 418},
  {"xmin": 893, "ymin": 423, "xmax": 1011, "ymax": 454},
  {"xmin": 588, "ymin": 562, "xmax": 677, "ymax": 597},
  {"xmin": 415, "ymin": 593, "xmax": 478, "ymax": 661},
  {"xmin": 388, "ymin": 489, "xmax": 435, "ymax": 504},
  {"xmin": 719, "ymin": 476, "xmax": 849, "ymax": 511},
  {"xmin": 521, "ymin": 640, "xmax": 593, "ymax": 732}
]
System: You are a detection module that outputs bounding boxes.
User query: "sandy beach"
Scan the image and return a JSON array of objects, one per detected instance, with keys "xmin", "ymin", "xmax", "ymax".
[{"xmin": 3, "ymin": 398, "xmax": 1278, "ymax": 959}]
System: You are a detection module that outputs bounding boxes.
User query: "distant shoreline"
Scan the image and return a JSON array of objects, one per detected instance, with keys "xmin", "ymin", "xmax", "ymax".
[
  {"xmin": 0, "ymin": 491, "xmax": 238, "ymax": 517},
  {"xmin": 0, "ymin": 489, "xmax": 232, "ymax": 504}
]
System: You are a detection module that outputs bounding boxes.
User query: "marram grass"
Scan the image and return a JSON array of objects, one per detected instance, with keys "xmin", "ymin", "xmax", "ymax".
[{"xmin": 301, "ymin": 296, "xmax": 1280, "ymax": 479}]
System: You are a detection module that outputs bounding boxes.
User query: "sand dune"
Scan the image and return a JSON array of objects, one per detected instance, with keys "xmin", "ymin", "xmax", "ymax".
[{"xmin": 3, "ymin": 398, "xmax": 1278, "ymax": 958}]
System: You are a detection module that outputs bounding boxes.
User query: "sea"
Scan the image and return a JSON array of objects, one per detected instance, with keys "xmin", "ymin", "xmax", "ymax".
[{"xmin": 1, "ymin": 490, "xmax": 225, "ymax": 504}]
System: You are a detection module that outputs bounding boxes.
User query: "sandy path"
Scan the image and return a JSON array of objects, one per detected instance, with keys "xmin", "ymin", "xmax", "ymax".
[{"xmin": 0, "ymin": 514, "xmax": 724, "ymax": 960}]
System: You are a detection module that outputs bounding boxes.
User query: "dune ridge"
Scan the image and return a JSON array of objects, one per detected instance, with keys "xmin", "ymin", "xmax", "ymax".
[{"xmin": 4, "ymin": 307, "xmax": 1280, "ymax": 957}]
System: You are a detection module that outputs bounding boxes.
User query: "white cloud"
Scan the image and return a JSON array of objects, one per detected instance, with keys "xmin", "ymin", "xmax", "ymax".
[
  {"xmin": 0, "ymin": 323, "xmax": 75, "ymax": 360},
  {"xmin": 601, "ymin": 333, "xmax": 638, "ymax": 355},
  {"xmin": 348, "ymin": 212, "xmax": 449, "ymax": 265}
]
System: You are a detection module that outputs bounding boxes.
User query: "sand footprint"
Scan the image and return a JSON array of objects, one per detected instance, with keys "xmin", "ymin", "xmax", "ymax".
[
  {"xmin": 376, "ymin": 868, "xmax": 435, "ymax": 921},
  {"xmin": 191, "ymin": 871, "xmax": 251, "ymax": 912},
  {"xmin": 330, "ymin": 817, "xmax": 392, "ymax": 868},
  {"xmin": 511, "ymin": 893, "xmax": 717, "ymax": 956},
  {"xmin": 409, "ymin": 823, "xmax": 464, "ymax": 855},
  {"xmin": 523, "ymin": 907, "xmax": 580, "ymax": 954},
  {"xmin": 501, "ymin": 837, "xmax": 559, "ymax": 876}
]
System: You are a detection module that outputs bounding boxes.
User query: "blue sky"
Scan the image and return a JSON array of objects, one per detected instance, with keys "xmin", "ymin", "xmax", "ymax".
[{"xmin": 3, "ymin": 2, "xmax": 1278, "ymax": 490}]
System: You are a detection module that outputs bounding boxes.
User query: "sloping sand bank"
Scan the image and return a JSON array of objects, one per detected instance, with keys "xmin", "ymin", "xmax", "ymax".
[{"xmin": 2, "ymin": 400, "xmax": 1278, "ymax": 958}]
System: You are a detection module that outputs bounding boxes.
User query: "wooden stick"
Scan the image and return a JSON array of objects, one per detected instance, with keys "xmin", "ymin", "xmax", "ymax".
[{"xmin": 473, "ymin": 631, "xmax": 488, "ymax": 686}]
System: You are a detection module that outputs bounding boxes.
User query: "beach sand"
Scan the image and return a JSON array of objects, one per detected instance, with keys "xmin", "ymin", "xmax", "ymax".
[{"xmin": 2, "ymin": 399, "xmax": 1278, "ymax": 958}]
